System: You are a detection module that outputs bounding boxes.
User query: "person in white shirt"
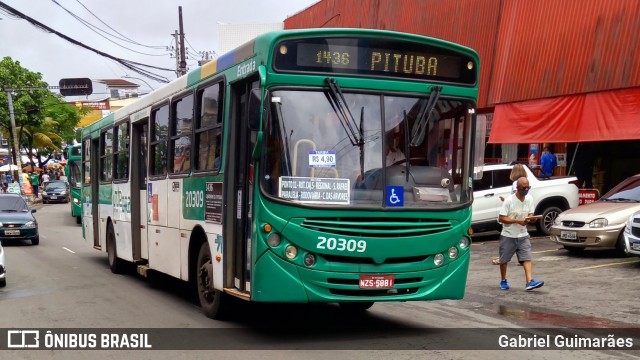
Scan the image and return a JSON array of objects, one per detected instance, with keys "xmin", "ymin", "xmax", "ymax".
[
  {"xmin": 42, "ymin": 172, "xmax": 50, "ymax": 184},
  {"xmin": 497, "ymin": 177, "xmax": 545, "ymax": 291}
]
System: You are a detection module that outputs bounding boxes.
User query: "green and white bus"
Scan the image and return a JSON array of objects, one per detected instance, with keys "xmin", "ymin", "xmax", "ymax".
[
  {"xmin": 81, "ymin": 28, "xmax": 485, "ymax": 319},
  {"xmin": 65, "ymin": 144, "xmax": 82, "ymax": 224}
]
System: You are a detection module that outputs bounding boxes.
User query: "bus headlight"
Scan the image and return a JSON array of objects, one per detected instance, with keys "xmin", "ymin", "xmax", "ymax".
[
  {"xmin": 267, "ymin": 233, "xmax": 281, "ymax": 247},
  {"xmin": 303, "ymin": 253, "xmax": 316, "ymax": 266},
  {"xmin": 285, "ymin": 245, "xmax": 297, "ymax": 259},
  {"xmin": 434, "ymin": 253, "xmax": 444, "ymax": 266},
  {"xmin": 73, "ymin": 197, "xmax": 80, "ymax": 204},
  {"xmin": 459, "ymin": 237, "xmax": 470, "ymax": 249},
  {"xmin": 448, "ymin": 247, "xmax": 458, "ymax": 259}
]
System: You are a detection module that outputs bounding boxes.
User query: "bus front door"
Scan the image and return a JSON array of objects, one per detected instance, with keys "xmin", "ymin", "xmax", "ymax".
[
  {"xmin": 130, "ymin": 120, "xmax": 148, "ymax": 261},
  {"xmin": 224, "ymin": 77, "xmax": 259, "ymax": 294}
]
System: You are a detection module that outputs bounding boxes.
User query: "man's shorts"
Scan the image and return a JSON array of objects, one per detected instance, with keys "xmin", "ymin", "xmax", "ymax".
[{"xmin": 499, "ymin": 235, "xmax": 532, "ymax": 264}]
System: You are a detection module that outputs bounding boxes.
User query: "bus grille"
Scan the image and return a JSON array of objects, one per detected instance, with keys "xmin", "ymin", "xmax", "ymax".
[
  {"xmin": 300, "ymin": 217, "xmax": 453, "ymax": 238},
  {"xmin": 321, "ymin": 254, "xmax": 429, "ymax": 265}
]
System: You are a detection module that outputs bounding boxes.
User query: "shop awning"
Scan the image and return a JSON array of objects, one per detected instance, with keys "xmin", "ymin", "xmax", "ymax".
[{"xmin": 488, "ymin": 87, "xmax": 640, "ymax": 144}]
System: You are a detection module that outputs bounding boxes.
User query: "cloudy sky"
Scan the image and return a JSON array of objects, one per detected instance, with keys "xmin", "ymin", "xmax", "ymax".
[{"xmin": 0, "ymin": 0, "xmax": 318, "ymax": 92}]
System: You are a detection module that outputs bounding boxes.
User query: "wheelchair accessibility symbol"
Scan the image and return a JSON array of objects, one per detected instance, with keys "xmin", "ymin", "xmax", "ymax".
[{"xmin": 386, "ymin": 186, "xmax": 404, "ymax": 207}]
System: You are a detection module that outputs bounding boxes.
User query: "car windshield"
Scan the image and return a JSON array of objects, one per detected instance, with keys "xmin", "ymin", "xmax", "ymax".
[
  {"xmin": 45, "ymin": 181, "xmax": 67, "ymax": 190},
  {"xmin": 601, "ymin": 176, "xmax": 640, "ymax": 202},
  {"xmin": 0, "ymin": 196, "xmax": 29, "ymax": 212},
  {"xmin": 261, "ymin": 89, "xmax": 474, "ymax": 209}
]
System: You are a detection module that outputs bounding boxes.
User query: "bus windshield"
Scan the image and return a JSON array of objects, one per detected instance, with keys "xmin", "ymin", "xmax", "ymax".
[
  {"xmin": 69, "ymin": 159, "xmax": 82, "ymax": 188},
  {"xmin": 261, "ymin": 89, "xmax": 474, "ymax": 208}
]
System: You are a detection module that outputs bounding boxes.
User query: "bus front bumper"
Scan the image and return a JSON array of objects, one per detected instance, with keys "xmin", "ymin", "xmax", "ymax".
[{"xmin": 252, "ymin": 250, "xmax": 470, "ymax": 303}]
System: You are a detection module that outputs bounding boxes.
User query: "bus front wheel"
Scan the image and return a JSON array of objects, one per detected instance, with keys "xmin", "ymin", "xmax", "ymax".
[{"xmin": 197, "ymin": 241, "xmax": 230, "ymax": 320}]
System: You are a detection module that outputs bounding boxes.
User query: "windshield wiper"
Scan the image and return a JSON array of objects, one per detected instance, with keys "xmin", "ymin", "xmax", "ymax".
[
  {"xmin": 1, "ymin": 209, "xmax": 18, "ymax": 212},
  {"xmin": 325, "ymin": 77, "xmax": 367, "ymax": 178},
  {"xmin": 607, "ymin": 198, "xmax": 638, "ymax": 202},
  {"xmin": 410, "ymin": 86, "xmax": 442, "ymax": 146},
  {"xmin": 325, "ymin": 78, "xmax": 363, "ymax": 148}
]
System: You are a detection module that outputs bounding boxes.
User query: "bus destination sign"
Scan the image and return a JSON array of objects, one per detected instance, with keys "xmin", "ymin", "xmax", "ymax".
[{"xmin": 274, "ymin": 37, "xmax": 476, "ymax": 85}]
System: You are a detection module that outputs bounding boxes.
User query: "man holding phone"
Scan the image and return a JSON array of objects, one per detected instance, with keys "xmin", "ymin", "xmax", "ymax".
[{"xmin": 497, "ymin": 177, "xmax": 545, "ymax": 291}]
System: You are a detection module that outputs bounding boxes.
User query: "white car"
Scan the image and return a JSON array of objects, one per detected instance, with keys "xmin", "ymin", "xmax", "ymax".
[
  {"xmin": 623, "ymin": 210, "xmax": 640, "ymax": 256},
  {"xmin": 472, "ymin": 163, "xmax": 579, "ymax": 236},
  {"xmin": 0, "ymin": 241, "xmax": 5, "ymax": 287}
]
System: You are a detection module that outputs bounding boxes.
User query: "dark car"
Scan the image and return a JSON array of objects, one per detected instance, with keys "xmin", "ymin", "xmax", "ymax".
[
  {"xmin": 42, "ymin": 180, "xmax": 70, "ymax": 204},
  {"xmin": 0, "ymin": 194, "xmax": 39, "ymax": 245}
]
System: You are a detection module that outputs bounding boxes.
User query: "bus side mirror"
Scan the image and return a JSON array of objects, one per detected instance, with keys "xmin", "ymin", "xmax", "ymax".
[{"xmin": 248, "ymin": 88, "xmax": 262, "ymax": 131}]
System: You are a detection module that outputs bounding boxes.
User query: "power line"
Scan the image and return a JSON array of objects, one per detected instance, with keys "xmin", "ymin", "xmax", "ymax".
[
  {"xmin": 73, "ymin": 0, "xmax": 165, "ymax": 50},
  {"xmin": 50, "ymin": 0, "xmax": 169, "ymax": 57},
  {"xmin": 0, "ymin": 1, "xmax": 172, "ymax": 83}
]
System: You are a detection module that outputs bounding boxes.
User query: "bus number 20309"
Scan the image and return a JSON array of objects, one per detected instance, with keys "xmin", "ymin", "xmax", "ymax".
[{"xmin": 317, "ymin": 236, "xmax": 366, "ymax": 252}]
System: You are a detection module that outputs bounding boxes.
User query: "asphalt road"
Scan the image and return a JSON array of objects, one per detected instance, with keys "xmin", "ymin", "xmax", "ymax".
[{"xmin": 0, "ymin": 203, "xmax": 638, "ymax": 359}]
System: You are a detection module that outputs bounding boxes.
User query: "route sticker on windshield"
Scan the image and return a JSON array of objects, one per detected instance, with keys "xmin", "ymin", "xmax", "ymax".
[
  {"xmin": 279, "ymin": 176, "xmax": 350, "ymax": 204},
  {"xmin": 309, "ymin": 150, "xmax": 336, "ymax": 168}
]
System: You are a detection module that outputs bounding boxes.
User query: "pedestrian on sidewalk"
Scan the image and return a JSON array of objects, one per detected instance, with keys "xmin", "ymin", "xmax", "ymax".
[
  {"xmin": 539, "ymin": 145, "xmax": 557, "ymax": 178},
  {"xmin": 497, "ymin": 176, "xmax": 544, "ymax": 291},
  {"xmin": 493, "ymin": 163, "xmax": 529, "ymax": 265},
  {"xmin": 30, "ymin": 172, "xmax": 40, "ymax": 199}
]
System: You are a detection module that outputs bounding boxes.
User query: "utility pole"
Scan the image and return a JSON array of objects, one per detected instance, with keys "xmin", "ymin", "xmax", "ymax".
[
  {"xmin": 172, "ymin": 30, "xmax": 181, "ymax": 78},
  {"xmin": 178, "ymin": 6, "xmax": 187, "ymax": 77},
  {"xmin": 5, "ymin": 90, "xmax": 23, "ymax": 195}
]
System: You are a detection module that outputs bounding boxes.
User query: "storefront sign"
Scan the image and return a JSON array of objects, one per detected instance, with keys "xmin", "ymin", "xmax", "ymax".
[{"xmin": 578, "ymin": 189, "xmax": 599, "ymax": 205}]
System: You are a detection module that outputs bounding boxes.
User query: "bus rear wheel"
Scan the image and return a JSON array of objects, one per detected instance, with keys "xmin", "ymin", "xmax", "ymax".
[
  {"xmin": 197, "ymin": 241, "xmax": 230, "ymax": 319},
  {"xmin": 338, "ymin": 302, "xmax": 374, "ymax": 312}
]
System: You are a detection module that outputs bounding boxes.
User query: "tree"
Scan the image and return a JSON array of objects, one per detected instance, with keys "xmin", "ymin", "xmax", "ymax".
[{"xmin": 0, "ymin": 57, "xmax": 87, "ymax": 170}]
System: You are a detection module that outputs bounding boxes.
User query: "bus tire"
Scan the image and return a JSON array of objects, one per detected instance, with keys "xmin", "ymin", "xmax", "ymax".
[
  {"xmin": 197, "ymin": 241, "xmax": 230, "ymax": 320},
  {"xmin": 107, "ymin": 222, "xmax": 124, "ymax": 274},
  {"xmin": 338, "ymin": 302, "xmax": 374, "ymax": 312},
  {"xmin": 76, "ymin": 216, "xmax": 81, "ymax": 225}
]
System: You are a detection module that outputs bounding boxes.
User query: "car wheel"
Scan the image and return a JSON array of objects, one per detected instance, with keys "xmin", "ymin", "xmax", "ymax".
[
  {"xmin": 563, "ymin": 245, "xmax": 585, "ymax": 254},
  {"xmin": 197, "ymin": 241, "xmax": 232, "ymax": 319},
  {"xmin": 0, "ymin": 278, "xmax": 5, "ymax": 287},
  {"xmin": 76, "ymin": 216, "xmax": 82, "ymax": 225},
  {"xmin": 31, "ymin": 236, "xmax": 39, "ymax": 246},
  {"xmin": 615, "ymin": 232, "xmax": 628, "ymax": 257},
  {"xmin": 43, "ymin": 200, "xmax": 48, "ymax": 204},
  {"xmin": 107, "ymin": 223, "xmax": 124, "ymax": 274},
  {"xmin": 338, "ymin": 302, "xmax": 375, "ymax": 312},
  {"xmin": 536, "ymin": 206, "xmax": 562, "ymax": 236}
]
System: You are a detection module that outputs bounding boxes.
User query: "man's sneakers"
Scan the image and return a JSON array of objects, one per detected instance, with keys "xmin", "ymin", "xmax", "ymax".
[
  {"xmin": 525, "ymin": 279, "xmax": 544, "ymax": 291},
  {"xmin": 500, "ymin": 279, "xmax": 545, "ymax": 290},
  {"xmin": 500, "ymin": 279, "xmax": 510, "ymax": 290}
]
